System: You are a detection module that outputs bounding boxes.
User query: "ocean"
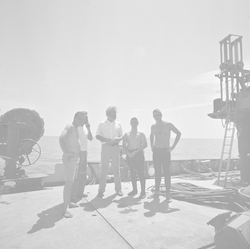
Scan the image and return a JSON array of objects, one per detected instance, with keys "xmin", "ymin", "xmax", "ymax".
[{"xmin": 15, "ymin": 136, "xmax": 239, "ymax": 175}]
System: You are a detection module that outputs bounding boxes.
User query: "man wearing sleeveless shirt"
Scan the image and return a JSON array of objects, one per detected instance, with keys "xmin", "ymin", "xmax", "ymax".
[
  {"xmin": 150, "ymin": 109, "xmax": 181, "ymax": 202},
  {"xmin": 123, "ymin": 117, "xmax": 147, "ymax": 199}
]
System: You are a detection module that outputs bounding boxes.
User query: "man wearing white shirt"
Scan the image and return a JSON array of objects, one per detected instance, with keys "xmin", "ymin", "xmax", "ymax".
[
  {"xmin": 96, "ymin": 106, "xmax": 123, "ymax": 198},
  {"xmin": 71, "ymin": 113, "xmax": 93, "ymax": 203}
]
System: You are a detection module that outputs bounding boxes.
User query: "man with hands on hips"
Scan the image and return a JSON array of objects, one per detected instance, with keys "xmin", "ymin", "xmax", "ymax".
[{"xmin": 150, "ymin": 109, "xmax": 181, "ymax": 202}]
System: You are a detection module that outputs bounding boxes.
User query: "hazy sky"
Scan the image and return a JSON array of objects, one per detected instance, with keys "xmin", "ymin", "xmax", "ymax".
[{"xmin": 0, "ymin": 0, "xmax": 250, "ymax": 138}]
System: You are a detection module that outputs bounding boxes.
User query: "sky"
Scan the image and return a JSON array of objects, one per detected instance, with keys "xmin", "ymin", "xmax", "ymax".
[{"xmin": 0, "ymin": 0, "xmax": 250, "ymax": 139}]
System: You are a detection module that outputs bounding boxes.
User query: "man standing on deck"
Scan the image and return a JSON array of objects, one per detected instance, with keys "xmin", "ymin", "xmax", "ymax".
[
  {"xmin": 236, "ymin": 115, "xmax": 250, "ymax": 186},
  {"xmin": 59, "ymin": 111, "xmax": 89, "ymax": 218},
  {"xmin": 71, "ymin": 115, "xmax": 93, "ymax": 203},
  {"xmin": 123, "ymin": 117, "xmax": 147, "ymax": 199},
  {"xmin": 96, "ymin": 106, "xmax": 123, "ymax": 198},
  {"xmin": 150, "ymin": 109, "xmax": 181, "ymax": 202}
]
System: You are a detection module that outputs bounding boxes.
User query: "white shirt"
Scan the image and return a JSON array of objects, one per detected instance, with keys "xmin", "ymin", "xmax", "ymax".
[
  {"xmin": 96, "ymin": 119, "xmax": 123, "ymax": 141},
  {"xmin": 78, "ymin": 126, "xmax": 88, "ymax": 151}
]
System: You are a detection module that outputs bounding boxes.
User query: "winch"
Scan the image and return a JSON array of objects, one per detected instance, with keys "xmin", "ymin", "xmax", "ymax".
[{"xmin": 0, "ymin": 108, "xmax": 45, "ymax": 179}]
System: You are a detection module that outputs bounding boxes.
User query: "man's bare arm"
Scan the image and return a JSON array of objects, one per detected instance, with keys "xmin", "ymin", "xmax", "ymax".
[
  {"xmin": 136, "ymin": 133, "xmax": 147, "ymax": 152},
  {"xmin": 96, "ymin": 135, "xmax": 114, "ymax": 145},
  {"xmin": 85, "ymin": 123, "xmax": 93, "ymax": 141},
  {"xmin": 122, "ymin": 134, "xmax": 135, "ymax": 158},
  {"xmin": 96, "ymin": 135, "xmax": 107, "ymax": 142},
  {"xmin": 113, "ymin": 124, "xmax": 123, "ymax": 144},
  {"xmin": 170, "ymin": 124, "xmax": 181, "ymax": 151},
  {"xmin": 113, "ymin": 135, "xmax": 123, "ymax": 144},
  {"xmin": 141, "ymin": 133, "xmax": 148, "ymax": 150},
  {"xmin": 150, "ymin": 126, "xmax": 155, "ymax": 151},
  {"xmin": 122, "ymin": 134, "xmax": 129, "ymax": 155},
  {"xmin": 59, "ymin": 125, "xmax": 72, "ymax": 155}
]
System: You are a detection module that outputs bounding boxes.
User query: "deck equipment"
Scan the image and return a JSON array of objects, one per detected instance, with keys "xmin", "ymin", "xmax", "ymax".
[
  {"xmin": 0, "ymin": 108, "xmax": 45, "ymax": 191},
  {"xmin": 208, "ymin": 211, "xmax": 250, "ymax": 249},
  {"xmin": 208, "ymin": 34, "xmax": 250, "ymax": 187}
]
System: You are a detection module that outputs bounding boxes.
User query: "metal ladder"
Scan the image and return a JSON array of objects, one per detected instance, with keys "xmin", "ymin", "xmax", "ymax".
[{"xmin": 217, "ymin": 109, "xmax": 236, "ymax": 187}]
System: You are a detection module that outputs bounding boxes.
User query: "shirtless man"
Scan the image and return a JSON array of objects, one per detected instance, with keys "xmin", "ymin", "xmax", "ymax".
[
  {"xmin": 150, "ymin": 109, "xmax": 181, "ymax": 202},
  {"xmin": 59, "ymin": 111, "xmax": 88, "ymax": 218},
  {"xmin": 123, "ymin": 117, "xmax": 147, "ymax": 199}
]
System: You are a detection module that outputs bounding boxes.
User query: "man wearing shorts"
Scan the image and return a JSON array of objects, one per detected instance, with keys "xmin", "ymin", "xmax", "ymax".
[
  {"xmin": 59, "ymin": 111, "xmax": 88, "ymax": 218},
  {"xmin": 150, "ymin": 109, "xmax": 181, "ymax": 202},
  {"xmin": 123, "ymin": 117, "xmax": 147, "ymax": 199}
]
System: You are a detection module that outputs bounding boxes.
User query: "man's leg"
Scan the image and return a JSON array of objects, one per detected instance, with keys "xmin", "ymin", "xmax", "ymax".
[
  {"xmin": 162, "ymin": 150, "xmax": 171, "ymax": 201},
  {"xmin": 98, "ymin": 145, "xmax": 110, "ymax": 196},
  {"xmin": 153, "ymin": 149, "xmax": 161, "ymax": 194},
  {"xmin": 136, "ymin": 152, "xmax": 146, "ymax": 198},
  {"xmin": 76, "ymin": 151, "xmax": 88, "ymax": 197},
  {"xmin": 71, "ymin": 177, "xmax": 78, "ymax": 202},
  {"xmin": 71, "ymin": 152, "xmax": 87, "ymax": 202},
  {"xmin": 63, "ymin": 180, "xmax": 74, "ymax": 218},
  {"xmin": 239, "ymin": 154, "xmax": 250, "ymax": 184},
  {"xmin": 111, "ymin": 145, "xmax": 122, "ymax": 194},
  {"xmin": 62, "ymin": 155, "xmax": 79, "ymax": 218},
  {"xmin": 71, "ymin": 159, "xmax": 82, "ymax": 202},
  {"xmin": 127, "ymin": 156, "xmax": 138, "ymax": 195}
]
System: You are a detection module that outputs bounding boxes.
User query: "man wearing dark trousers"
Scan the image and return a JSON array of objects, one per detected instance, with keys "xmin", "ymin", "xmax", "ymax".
[
  {"xmin": 150, "ymin": 109, "xmax": 181, "ymax": 202},
  {"xmin": 123, "ymin": 117, "xmax": 147, "ymax": 199}
]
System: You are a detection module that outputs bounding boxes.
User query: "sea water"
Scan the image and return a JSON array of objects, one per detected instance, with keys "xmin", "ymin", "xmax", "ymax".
[{"xmin": 7, "ymin": 136, "xmax": 238, "ymax": 175}]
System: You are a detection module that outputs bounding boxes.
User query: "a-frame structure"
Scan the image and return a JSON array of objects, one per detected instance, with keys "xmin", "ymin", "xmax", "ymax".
[{"xmin": 208, "ymin": 34, "xmax": 250, "ymax": 187}]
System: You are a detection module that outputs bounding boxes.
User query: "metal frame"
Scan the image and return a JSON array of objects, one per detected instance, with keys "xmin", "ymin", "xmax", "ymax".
[{"xmin": 216, "ymin": 35, "xmax": 250, "ymax": 187}]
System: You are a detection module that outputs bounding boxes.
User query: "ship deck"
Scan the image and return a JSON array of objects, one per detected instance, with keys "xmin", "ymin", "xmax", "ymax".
[{"xmin": 0, "ymin": 178, "xmax": 238, "ymax": 249}]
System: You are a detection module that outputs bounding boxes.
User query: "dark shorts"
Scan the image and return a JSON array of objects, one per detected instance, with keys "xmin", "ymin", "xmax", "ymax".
[
  {"xmin": 127, "ymin": 150, "xmax": 145, "ymax": 169},
  {"xmin": 153, "ymin": 148, "xmax": 171, "ymax": 168}
]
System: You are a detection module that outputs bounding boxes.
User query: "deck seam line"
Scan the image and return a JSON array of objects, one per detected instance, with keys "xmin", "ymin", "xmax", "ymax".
[{"xmin": 84, "ymin": 197, "xmax": 134, "ymax": 249}]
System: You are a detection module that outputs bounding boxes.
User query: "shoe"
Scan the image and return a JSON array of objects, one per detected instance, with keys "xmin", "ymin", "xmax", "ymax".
[
  {"xmin": 71, "ymin": 193, "xmax": 87, "ymax": 203},
  {"xmin": 148, "ymin": 191, "xmax": 159, "ymax": 199},
  {"xmin": 139, "ymin": 192, "xmax": 146, "ymax": 199},
  {"xmin": 77, "ymin": 193, "xmax": 88, "ymax": 198},
  {"xmin": 128, "ymin": 190, "xmax": 137, "ymax": 196},
  {"xmin": 97, "ymin": 192, "xmax": 104, "ymax": 198},
  {"xmin": 71, "ymin": 198, "xmax": 77, "ymax": 203},
  {"xmin": 166, "ymin": 193, "xmax": 172, "ymax": 203},
  {"xmin": 166, "ymin": 197, "xmax": 172, "ymax": 203},
  {"xmin": 64, "ymin": 210, "xmax": 73, "ymax": 218},
  {"xmin": 116, "ymin": 190, "xmax": 123, "ymax": 196},
  {"xmin": 69, "ymin": 202, "xmax": 79, "ymax": 208}
]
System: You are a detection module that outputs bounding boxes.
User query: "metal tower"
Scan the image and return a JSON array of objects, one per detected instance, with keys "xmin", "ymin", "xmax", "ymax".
[{"xmin": 208, "ymin": 34, "xmax": 250, "ymax": 187}]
